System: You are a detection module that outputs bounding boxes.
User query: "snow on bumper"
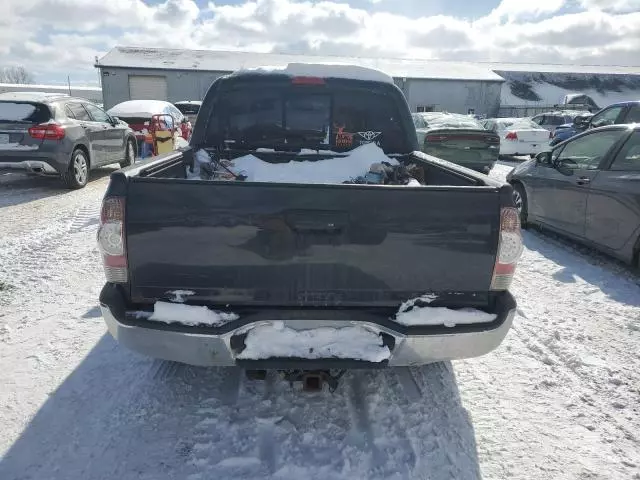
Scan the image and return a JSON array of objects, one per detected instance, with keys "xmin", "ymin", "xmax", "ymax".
[{"xmin": 100, "ymin": 286, "xmax": 516, "ymax": 367}]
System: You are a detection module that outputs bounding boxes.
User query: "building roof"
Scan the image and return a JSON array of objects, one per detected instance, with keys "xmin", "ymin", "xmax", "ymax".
[
  {"xmin": 97, "ymin": 47, "xmax": 505, "ymax": 82},
  {"xmin": 0, "ymin": 83, "xmax": 101, "ymax": 91}
]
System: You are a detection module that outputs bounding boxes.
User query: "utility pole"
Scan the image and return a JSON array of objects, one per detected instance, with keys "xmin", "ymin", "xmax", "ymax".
[{"xmin": 67, "ymin": 75, "xmax": 72, "ymax": 96}]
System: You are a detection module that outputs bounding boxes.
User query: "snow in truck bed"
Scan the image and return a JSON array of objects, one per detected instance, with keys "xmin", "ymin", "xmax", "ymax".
[{"xmin": 191, "ymin": 143, "xmax": 402, "ymax": 184}]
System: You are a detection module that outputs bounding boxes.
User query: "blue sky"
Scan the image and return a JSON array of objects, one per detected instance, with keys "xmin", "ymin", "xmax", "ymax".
[{"xmin": 1, "ymin": 0, "xmax": 639, "ymax": 85}]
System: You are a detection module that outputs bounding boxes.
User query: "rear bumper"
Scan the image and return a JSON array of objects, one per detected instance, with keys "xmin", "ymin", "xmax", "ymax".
[
  {"xmin": 500, "ymin": 141, "xmax": 549, "ymax": 156},
  {"xmin": 0, "ymin": 160, "xmax": 59, "ymax": 174},
  {"xmin": 0, "ymin": 151, "xmax": 69, "ymax": 175},
  {"xmin": 100, "ymin": 284, "xmax": 517, "ymax": 367}
]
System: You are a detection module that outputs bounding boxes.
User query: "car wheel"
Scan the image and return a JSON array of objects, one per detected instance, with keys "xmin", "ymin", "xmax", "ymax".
[
  {"xmin": 512, "ymin": 183, "xmax": 528, "ymax": 228},
  {"xmin": 120, "ymin": 138, "xmax": 136, "ymax": 168},
  {"xmin": 62, "ymin": 148, "xmax": 89, "ymax": 189}
]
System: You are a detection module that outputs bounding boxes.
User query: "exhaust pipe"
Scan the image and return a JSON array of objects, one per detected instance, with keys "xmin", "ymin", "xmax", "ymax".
[{"xmin": 302, "ymin": 372, "xmax": 323, "ymax": 392}]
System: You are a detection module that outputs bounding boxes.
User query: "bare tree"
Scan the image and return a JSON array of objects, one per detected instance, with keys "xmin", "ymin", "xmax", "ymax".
[{"xmin": 0, "ymin": 66, "xmax": 35, "ymax": 84}]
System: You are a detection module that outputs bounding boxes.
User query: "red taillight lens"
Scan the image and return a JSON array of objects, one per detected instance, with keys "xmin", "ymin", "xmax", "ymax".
[
  {"xmin": 291, "ymin": 76, "xmax": 325, "ymax": 85},
  {"xmin": 98, "ymin": 197, "xmax": 127, "ymax": 283},
  {"xmin": 505, "ymin": 131, "xmax": 518, "ymax": 141},
  {"xmin": 490, "ymin": 207, "xmax": 523, "ymax": 291},
  {"xmin": 28, "ymin": 123, "xmax": 65, "ymax": 140},
  {"xmin": 426, "ymin": 135, "xmax": 447, "ymax": 142}
]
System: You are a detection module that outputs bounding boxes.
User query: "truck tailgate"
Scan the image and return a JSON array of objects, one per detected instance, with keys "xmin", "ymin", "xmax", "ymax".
[{"xmin": 125, "ymin": 179, "xmax": 501, "ymax": 308}]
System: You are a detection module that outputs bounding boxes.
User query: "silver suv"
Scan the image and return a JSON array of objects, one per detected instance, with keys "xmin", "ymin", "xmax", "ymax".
[{"xmin": 0, "ymin": 92, "xmax": 136, "ymax": 189}]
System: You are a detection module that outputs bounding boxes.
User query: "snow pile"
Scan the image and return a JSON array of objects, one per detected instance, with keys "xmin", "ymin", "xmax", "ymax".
[
  {"xmin": 107, "ymin": 100, "xmax": 172, "ymax": 119},
  {"xmin": 395, "ymin": 296, "xmax": 496, "ymax": 327},
  {"xmin": 148, "ymin": 301, "xmax": 238, "ymax": 327},
  {"xmin": 0, "ymin": 143, "xmax": 38, "ymax": 151},
  {"xmin": 236, "ymin": 321, "xmax": 391, "ymax": 362},
  {"xmin": 230, "ymin": 63, "xmax": 394, "ymax": 85},
  {"xmin": 190, "ymin": 143, "xmax": 399, "ymax": 184}
]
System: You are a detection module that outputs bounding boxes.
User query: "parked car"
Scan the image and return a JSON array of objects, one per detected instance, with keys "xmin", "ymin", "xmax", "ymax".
[
  {"xmin": 483, "ymin": 118, "xmax": 551, "ymax": 157},
  {"xmin": 531, "ymin": 110, "xmax": 591, "ymax": 134},
  {"xmin": 412, "ymin": 112, "xmax": 500, "ymax": 173},
  {"xmin": 0, "ymin": 92, "xmax": 136, "ymax": 189},
  {"xmin": 107, "ymin": 100, "xmax": 191, "ymax": 158},
  {"xmin": 586, "ymin": 100, "xmax": 640, "ymax": 129},
  {"xmin": 174, "ymin": 100, "xmax": 201, "ymax": 125},
  {"xmin": 550, "ymin": 101, "xmax": 640, "ymax": 147},
  {"xmin": 507, "ymin": 124, "xmax": 640, "ymax": 267},
  {"xmin": 550, "ymin": 113, "xmax": 593, "ymax": 146},
  {"xmin": 98, "ymin": 65, "xmax": 520, "ymax": 386}
]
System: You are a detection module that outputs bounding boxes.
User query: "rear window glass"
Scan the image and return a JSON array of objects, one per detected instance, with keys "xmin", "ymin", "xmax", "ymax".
[
  {"xmin": 209, "ymin": 86, "xmax": 408, "ymax": 153},
  {"xmin": 498, "ymin": 119, "xmax": 540, "ymax": 129},
  {"xmin": 0, "ymin": 102, "xmax": 50, "ymax": 123},
  {"xmin": 421, "ymin": 114, "xmax": 483, "ymax": 130},
  {"xmin": 175, "ymin": 103, "xmax": 200, "ymax": 115}
]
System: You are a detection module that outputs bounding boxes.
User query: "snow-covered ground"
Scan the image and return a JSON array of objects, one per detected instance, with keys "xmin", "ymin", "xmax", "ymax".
[{"xmin": 1, "ymin": 165, "xmax": 640, "ymax": 480}]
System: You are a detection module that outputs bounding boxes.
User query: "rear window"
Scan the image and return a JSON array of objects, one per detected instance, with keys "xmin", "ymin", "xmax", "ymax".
[
  {"xmin": 0, "ymin": 102, "xmax": 51, "ymax": 123},
  {"xmin": 175, "ymin": 103, "xmax": 200, "ymax": 115},
  {"xmin": 208, "ymin": 85, "xmax": 408, "ymax": 153},
  {"xmin": 421, "ymin": 114, "xmax": 484, "ymax": 130}
]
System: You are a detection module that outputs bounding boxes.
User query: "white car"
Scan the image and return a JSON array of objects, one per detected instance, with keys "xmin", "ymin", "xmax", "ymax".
[{"xmin": 483, "ymin": 118, "xmax": 551, "ymax": 157}]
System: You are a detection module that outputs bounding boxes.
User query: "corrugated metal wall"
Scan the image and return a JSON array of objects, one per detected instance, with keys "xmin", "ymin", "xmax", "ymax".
[
  {"xmin": 403, "ymin": 79, "xmax": 502, "ymax": 117},
  {"xmin": 99, "ymin": 67, "xmax": 502, "ymax": 117},
  {"xmin": 99, "ymin": 68, "xmax": 227, "ymax": 110}
]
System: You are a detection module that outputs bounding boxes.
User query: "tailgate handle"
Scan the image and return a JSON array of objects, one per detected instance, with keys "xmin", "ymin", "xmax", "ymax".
[{"xmin": 286, "ymin": 211, "xmax": 347, "ymax": 233}]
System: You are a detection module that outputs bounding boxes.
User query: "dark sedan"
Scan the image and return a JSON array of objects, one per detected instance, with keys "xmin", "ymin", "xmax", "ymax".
[
  {"xmin": 507, "ymin": 124, "xmax": 640, "ymax": 267},
  {"xmin": 412, "ymin": 112, "xmax": 500, "ymax": 173}
]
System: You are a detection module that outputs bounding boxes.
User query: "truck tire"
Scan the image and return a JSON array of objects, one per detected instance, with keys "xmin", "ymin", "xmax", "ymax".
[
  {"xmin": 512, "ymin": 183, "xmax": 528, "ymax": 228},
  {"xmin": 62, "ymin": 148, "xmax": 89, "ymax": 189},
  {"xmin": 120, "ymin": 138, "xmax": 136, "ymax": 168}
]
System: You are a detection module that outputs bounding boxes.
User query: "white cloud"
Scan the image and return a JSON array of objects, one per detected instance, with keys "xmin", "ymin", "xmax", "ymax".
[
  {"xmin": 0, "ymin": 0, "xmax": 639, "ymax": 83},
  {"xmin": 482, "ymin": 0, "xmax": 566, "ymax": 22},
  {"xmin": 578, "ymin": 0, "xmax": 640, "ymax": 12}
]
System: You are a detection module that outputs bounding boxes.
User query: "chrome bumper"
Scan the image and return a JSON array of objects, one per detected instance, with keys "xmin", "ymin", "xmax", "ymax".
[
  {"xmin": 0, "ymin": 160, "xmax": 58, "ymax": 174},
  {"xmin": 101, "ymin": 297, "xmax": 516, "ymax": 368}
]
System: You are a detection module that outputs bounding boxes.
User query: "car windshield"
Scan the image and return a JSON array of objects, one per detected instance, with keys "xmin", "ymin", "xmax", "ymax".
[{"xmin": 208, "ymin": 86, "xmax": 408, "ymax": 153}]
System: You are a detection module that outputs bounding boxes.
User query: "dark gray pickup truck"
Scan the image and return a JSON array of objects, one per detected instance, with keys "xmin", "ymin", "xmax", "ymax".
[{"xmin": 98, "ymin": 65, "xmax": 521, "ymax": 385}]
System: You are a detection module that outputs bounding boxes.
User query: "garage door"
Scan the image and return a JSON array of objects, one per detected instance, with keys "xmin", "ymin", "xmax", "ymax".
[{"xmin": 128, "ymin": 75, "xmax": 168, "ymax": 101}]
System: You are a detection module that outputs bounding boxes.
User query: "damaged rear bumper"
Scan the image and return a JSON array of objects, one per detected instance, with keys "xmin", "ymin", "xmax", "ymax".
[{"xmin": 99, "ymin": 284, "xmax": 516, "ymax": 367}]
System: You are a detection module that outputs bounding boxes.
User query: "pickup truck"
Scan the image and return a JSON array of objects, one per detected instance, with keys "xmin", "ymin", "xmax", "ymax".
[{"xmin": 98, "ymin": 64, "xmax": 521, "ymax": 387}]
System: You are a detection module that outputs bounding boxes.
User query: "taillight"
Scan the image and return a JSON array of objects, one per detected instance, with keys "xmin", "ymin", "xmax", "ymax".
[
  {"xmin": 505, "ymin": 131, "xmax": 518, "ymax": 141},
  {"xmin": 490, "ymin": 207, "xmax": 523, "ymax": 291},
  {"xmin": 97, "ymin": 197, "xmax": 127, "ymax": 283},
  {"xmin": 486, "ymin": 136, "xmax": 500, "ymax": 144},
  {"xmin": 426, "ymin": 135, "xmax": 447, "ymax": 142},
  {"xmin": 28, "ymin": 123, "xmax": 65, "ymax": 140}
]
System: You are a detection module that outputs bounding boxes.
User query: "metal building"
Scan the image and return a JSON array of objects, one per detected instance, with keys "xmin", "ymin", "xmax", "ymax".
[{"xmin": 96, "ymin": 47, "xmax": 504, "ymax": 116}]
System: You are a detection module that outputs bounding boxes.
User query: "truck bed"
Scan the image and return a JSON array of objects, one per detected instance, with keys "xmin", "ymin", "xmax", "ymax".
[{"xmin": 118, "ymin": 150, "xmax": 507, "ymax": 311}]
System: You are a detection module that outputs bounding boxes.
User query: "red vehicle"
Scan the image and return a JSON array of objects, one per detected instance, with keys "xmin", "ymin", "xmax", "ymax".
[{"xmin": 107, "ymin": 100, "xmax": 191, "ymax": 158}]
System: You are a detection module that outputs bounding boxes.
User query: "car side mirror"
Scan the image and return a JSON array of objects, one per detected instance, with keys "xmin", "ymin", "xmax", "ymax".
[{"xmin": 110, "ymin": 116, "xmax": 119, "ymax": 126}]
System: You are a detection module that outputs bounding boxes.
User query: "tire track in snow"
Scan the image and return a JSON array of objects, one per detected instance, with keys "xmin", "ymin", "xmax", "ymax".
[{"xmin": 345, "ymin": 373, "xmax": 385, "ymax": 464}]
